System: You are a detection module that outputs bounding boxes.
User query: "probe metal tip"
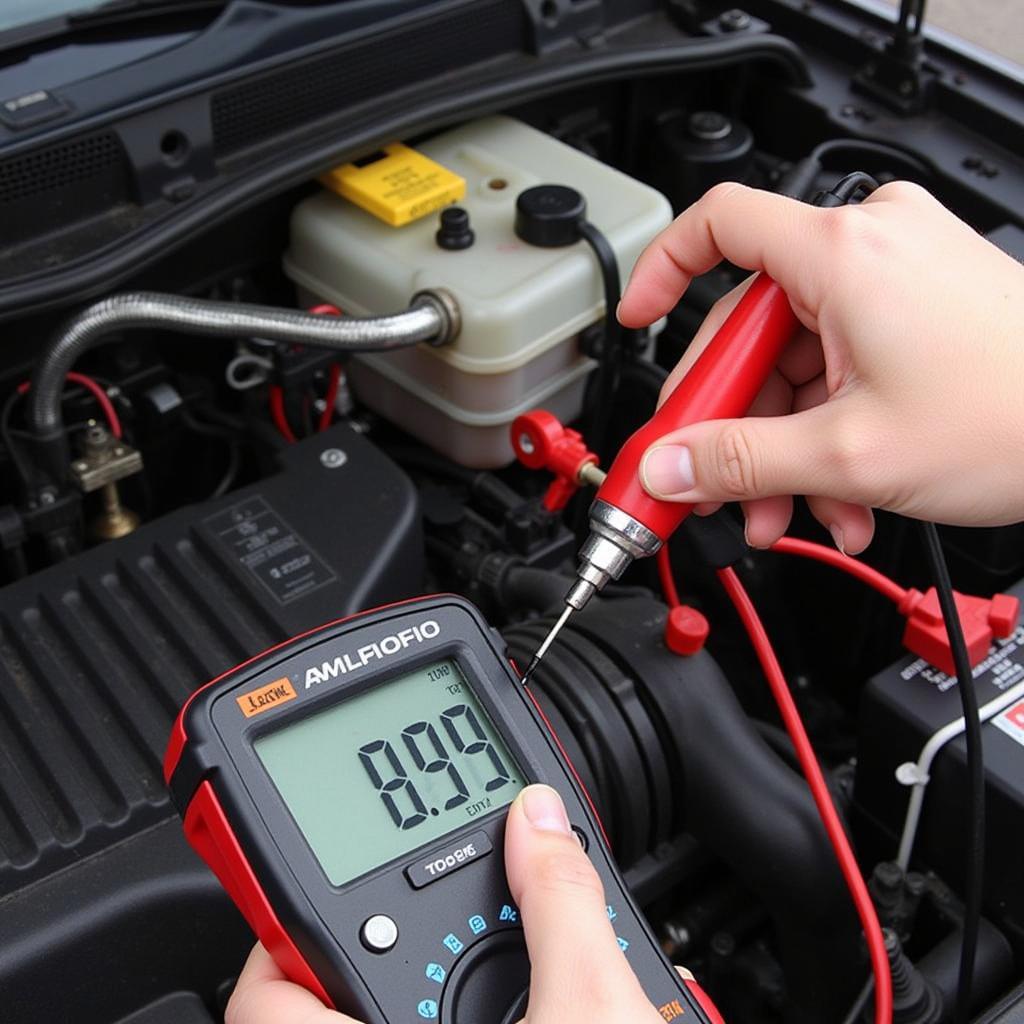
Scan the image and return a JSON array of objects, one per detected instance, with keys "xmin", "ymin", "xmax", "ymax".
[{"xmin": 521, "ymin": 603, "xmax": 573, "ymax": 684}]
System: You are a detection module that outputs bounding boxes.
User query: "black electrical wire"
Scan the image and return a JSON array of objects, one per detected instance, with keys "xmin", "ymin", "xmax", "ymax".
[
  {"xmin": 810, "ymin": 139, "xmax": 933, "ymax": 180},
  {"xmin": 577, "ymin": 219, "xmax": 622, "ymax": 459},
  {"xmin": 824, "ymin": 170, "xmax": 978, "ymax": 1024},
  {"xmin": 840, "ymin": 978, "xmax": 874, "ymax": 1024},
  {"xmin": 919, "ymin": 520, "xmax": 983, "ymax": 1024},
  {"xmin": 820, "ymin": 171, "xmax": 883, "ymax": 206}
]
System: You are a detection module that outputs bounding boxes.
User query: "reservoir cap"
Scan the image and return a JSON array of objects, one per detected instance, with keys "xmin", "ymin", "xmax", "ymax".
[{"xmin": 514, "ymin": 185, "xmax": 586, "ymax": 247}]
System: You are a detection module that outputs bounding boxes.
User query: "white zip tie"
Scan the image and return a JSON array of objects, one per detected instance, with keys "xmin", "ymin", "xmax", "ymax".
[{"xmin": 895, "ymin": 677, "xmax": 1024, "ymax": 870}]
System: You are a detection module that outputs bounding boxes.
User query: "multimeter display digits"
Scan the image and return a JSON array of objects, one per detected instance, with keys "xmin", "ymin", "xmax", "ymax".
[
  {"xmin": 165, "ymin": 597, "xmax": 711, "ymax": 1024},
  {"xmin": 255, "ymin": 658, "xmax": 524, "ymax": 887}
]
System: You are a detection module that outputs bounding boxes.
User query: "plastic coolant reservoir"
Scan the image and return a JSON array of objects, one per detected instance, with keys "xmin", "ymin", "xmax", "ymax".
[{"xmin": 284, "ymin": 116, "xmax": 672, "ymax": 467}]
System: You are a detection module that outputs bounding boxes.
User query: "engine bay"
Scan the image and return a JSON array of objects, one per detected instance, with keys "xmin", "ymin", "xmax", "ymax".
[{"xmin": 2, "ymin": 2, "xmax": 1024, "ymax": 1021}]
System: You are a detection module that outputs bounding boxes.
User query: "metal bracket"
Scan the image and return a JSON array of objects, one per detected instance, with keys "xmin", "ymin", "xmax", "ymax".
[
  {"xmin": 70, "ymin": 427, "xmax": 143, "ymax": 493},
  {"xmin": 521, "ymin": 0, "xmax": 605, "ymax": 55},
  {"xmin": 853, "ymin": 31, "xmax": 934, "ymax": 115}
]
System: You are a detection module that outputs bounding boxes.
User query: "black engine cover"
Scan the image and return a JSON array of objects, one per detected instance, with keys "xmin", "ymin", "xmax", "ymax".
[{"xmin": 0, "ymin": 424, "xmax": 422, "ymax": 1023}]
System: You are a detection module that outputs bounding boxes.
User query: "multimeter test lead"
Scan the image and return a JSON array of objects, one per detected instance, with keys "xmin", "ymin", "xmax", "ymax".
[{"xmin": 521, "ymin": 271, "xmax": 800, "ymax": 682}]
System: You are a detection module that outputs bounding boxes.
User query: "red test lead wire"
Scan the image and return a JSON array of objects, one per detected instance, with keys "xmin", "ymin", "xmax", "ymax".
[
  {"xmin": 769, "ymin": 536, "xmax": 1020, "ymax": 675},
  {"xmin": 716, "ymin": 566, "xmax": 893, "ymax": 1024},
  {"xmin": 770, "ymin": 536, "xmax": 908, "ymax": 605}
]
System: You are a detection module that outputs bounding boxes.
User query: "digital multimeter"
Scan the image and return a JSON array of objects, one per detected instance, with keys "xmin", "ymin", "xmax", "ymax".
[{"xmin": 165, "ymin": 596, "xmax": 714, "ymax": 1024}]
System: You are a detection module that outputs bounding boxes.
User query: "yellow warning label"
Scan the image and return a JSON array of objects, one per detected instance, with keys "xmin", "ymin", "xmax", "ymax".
[
  {"xmin": 236, "ymin": 677, "xmax": 297, "ymax": 718},
  {"xmin": 321, "ymin": 143, "xmax": 465, "ymax": 227}
]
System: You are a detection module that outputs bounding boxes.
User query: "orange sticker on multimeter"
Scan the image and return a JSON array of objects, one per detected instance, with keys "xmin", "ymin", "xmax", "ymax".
[{"xmin": 237, "ymin": 678, "xmax": 297, "ymax": 718}]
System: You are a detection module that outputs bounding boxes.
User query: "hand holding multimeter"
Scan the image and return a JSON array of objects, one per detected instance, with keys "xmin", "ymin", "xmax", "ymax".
[
  {"xmin": 227, "ymin": 787, "xmax": 709, "ymax": 1024},
  {"xmin": 165, "ymin": 597, "xmax": 718, "ymax": 1024}
]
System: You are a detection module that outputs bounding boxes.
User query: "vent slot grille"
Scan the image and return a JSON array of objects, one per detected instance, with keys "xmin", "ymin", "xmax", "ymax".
[
  {"xmin": 212, "ymin": 0, "xmax": 523, "ymax": 156},
  {"xmin": 0, "ymin": 132, "xmax": 127, "ymax": 205}
]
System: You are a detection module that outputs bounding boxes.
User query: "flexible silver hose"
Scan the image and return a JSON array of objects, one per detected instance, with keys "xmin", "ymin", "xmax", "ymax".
[{"xmin": 27, "ymin": 289, "xmax": 459, "ymax": 439}]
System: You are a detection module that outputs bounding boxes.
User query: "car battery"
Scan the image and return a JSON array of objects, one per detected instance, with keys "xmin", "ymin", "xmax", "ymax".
[{"xmin": 855, "ymin": 576, "xmax": 1024, "ymax": 938}]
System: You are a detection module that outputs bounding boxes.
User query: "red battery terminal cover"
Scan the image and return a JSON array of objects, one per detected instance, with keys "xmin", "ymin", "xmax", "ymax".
[
  {"xmin": 511, "ymin": 410, "xmax": 600, "ymax": 512},
  {"xmin": 899, "ymin": 586, "xmax": 1020, "ymax": 676}
]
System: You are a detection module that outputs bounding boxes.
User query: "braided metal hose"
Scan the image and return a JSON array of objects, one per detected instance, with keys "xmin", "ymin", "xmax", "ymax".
[{"xmin": 27, "ymin": 289, "xmax": 459, "ymax": 440}]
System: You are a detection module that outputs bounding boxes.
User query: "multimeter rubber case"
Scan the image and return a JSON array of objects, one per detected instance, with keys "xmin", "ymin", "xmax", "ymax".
[{"xmin": 165, "ymin": 595, "xmax": 714, "ymax": 1024}]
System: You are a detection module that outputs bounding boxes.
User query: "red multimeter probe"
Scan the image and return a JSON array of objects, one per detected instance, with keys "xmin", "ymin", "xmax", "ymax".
[{"xmin": 165, "ymin": 596, "xmax": 719, "ymax": 1024}]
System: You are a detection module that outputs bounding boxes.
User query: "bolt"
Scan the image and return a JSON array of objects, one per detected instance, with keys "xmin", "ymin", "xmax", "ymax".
[
  {"xmin": 718, "ymin": 8, "xmax": 751, "ymax": 31},
  {"xmin": 688, "ymin": 111, "xmax": 731, "ymax": 141},
  {"xmin": 39, "ymin": 488, "xmax": 56, "ymax": 505},
  {"xmin": 73, "ymin": 460, "xmax": 89, "ymax": 473},
  {"xmin": 873, "ymin": 861, "xmax": 904, "ymax": 893},
  {"xmin": 319, "ymin": 448, "xmax": 348, "ymax": 469},
  {"xmin": 518, "ymin": 433, "xmax": 536, "ymax": 455}
]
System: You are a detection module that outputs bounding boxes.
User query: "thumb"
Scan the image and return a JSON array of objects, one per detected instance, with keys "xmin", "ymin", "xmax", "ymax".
[
  {"xmin": 504, "ymin": 785, "xmax": 655, "ymax": 1023},
  {"xmin": 640, "ymin": 404, "xmax": 850, "ymax": 506}
]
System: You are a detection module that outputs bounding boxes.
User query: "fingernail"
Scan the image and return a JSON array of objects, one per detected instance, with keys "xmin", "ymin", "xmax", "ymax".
[
  {"xmin": 641, "ymin": 445, "xmax": 696, "ymax": 497},
  {"xmin": 829, "ymin": 523, "xmax": 846, "ymax": 555},
  {"xmin": 521, "ymin": 785, "xmax": 571, "ymax": 834}
]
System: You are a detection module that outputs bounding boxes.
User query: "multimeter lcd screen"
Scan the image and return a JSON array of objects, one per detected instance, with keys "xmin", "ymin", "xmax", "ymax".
[{"xmin": 254, "ymin": 658, "xmax": 524, "ymax": 886}]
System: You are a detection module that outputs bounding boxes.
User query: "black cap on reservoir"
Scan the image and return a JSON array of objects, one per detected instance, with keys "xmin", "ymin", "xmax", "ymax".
[{"xmin": 514, "ymin": 185, "xmax": 586, "ymax": 247}]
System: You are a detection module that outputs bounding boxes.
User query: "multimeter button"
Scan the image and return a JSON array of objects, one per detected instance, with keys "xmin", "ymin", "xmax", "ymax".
[
  {"xmin": 439, "ymin": 930, "xmax": 529, "ymax": 1024},
  {"xmin": 406, "ymin": 831, "xmax": 492, "ymax": 889},
  {"xmin": 360, "ymin": 914, "xmax": 398, "ymax": 953}
]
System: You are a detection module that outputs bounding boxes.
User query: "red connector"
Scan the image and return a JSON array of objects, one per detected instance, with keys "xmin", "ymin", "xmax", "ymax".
[
  {"xmin": 510, "ymin": 410, "xmax": 600, "ymax": 512},
  {"xmin": 769, "ymin": 536, "xmax": 1020, "ymax": 675},
  {"xmin": 899, "ymin": 587, "xmax": 1020, "ymax": 676}
]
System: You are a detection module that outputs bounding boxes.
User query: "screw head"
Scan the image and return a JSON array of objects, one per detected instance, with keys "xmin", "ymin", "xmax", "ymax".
[
  {"xmin": 320, "ymin": 448, "xmax": 348, "ymax": 469},
  {"xmin": 688, "ymin": 111, "xmax": 731, "ymax": 141},
  {"xmin": 719, "ymin": 8, "xmax": 751, "ymax": 30}
]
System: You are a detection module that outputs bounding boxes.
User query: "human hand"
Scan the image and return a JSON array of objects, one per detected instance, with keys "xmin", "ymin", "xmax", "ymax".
[
  {"xmin": 226, "ymin": 785, "xmax": 701, "ymax": 1024},
  {"xmin": 618, "ymin": 181, "xmax": 1024, "ymax": 553}
]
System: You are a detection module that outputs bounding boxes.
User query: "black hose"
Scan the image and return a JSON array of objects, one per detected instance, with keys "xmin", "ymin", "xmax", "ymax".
[
  {"xmin": 516, "ymin": 595, "xmax": 862, "ymax": 1020},
  {"xmin": 501, "ymin": 565, "xmax": 572, "ymax": 614}
]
